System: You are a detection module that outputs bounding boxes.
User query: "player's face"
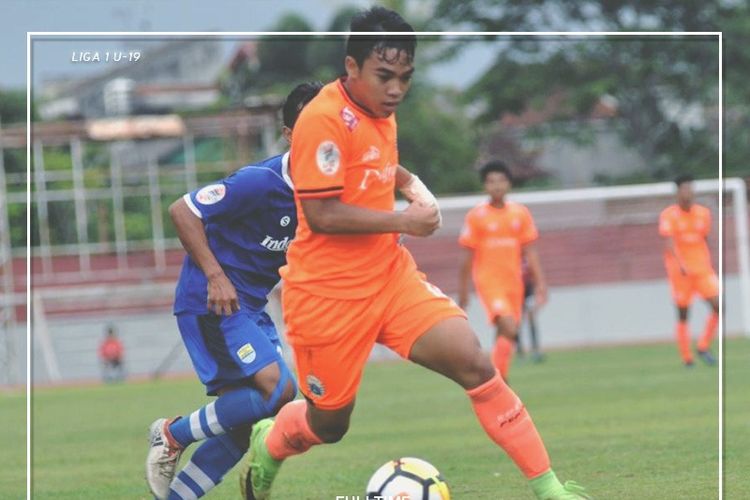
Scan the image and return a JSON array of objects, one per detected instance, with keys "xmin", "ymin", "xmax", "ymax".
[
  {"xmin": 484, "ymin": 171, "xmax": 511, "ymax": 201},
  {"xmin": 677, "ymin": 182, "xmax": 694, "ymax": 205},
  {"xmin": 344, "ymin": 48, "xmax": 414, "ymax": 118}
]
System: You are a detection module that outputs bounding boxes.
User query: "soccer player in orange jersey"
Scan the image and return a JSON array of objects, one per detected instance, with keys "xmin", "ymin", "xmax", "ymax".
[
  {"xmin": 458, "ymin": 161, "xmax": 548, "ymax": 380},
  {"xmin": 240, "ymin": 7, "xmax": 589, "ymax": 500},
  {"xmin": 659, "ymin": 174, "xmax": 719, "ymax": 366}
]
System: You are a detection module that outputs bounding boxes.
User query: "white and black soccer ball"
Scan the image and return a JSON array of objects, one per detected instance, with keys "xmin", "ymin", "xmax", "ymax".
[{"xmin": 366, "ymin": 457, "xmax": 451, "ymax": 500}]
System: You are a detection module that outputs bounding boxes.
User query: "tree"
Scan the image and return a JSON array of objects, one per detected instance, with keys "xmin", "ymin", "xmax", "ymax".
[
  {"xmin": 429, "ymin": 0, "xmax": 738, "ymax": 180},
  {"xmin": 255, "ymin": 13, "xmax": 315, "ymax": 87},
  {"xmin": 396, "ymin": 84, "xmax": 480, "ymax": 194}
]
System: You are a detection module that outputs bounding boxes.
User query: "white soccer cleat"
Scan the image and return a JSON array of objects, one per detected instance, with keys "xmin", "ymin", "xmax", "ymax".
[{"xmin": 145, "ymin": 417, "xmax": 184, "ymax": 500}]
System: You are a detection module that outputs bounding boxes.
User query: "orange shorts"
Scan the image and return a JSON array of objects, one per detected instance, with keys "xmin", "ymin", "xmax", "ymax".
[
  {"xmin": 667, "ymin": 269, "xmax": 719, "ymax": 307},
  {"xmin": 476, "ymin": 284, "xmax": 524, "ymax": 325},
  {"xmin": 282, "ymin": 268, "xmax": 465, "ymax": 410}
]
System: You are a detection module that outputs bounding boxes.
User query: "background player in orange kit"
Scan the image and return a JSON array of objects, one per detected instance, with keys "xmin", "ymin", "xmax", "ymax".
[
  {"xmin": 458, "ymin": 161, "xmax": 548, "ymax": 380},
  {"xmin": 240, "ymin": 7, "xmax": 589, "ymax": 500},
  {"xmin": 659, "ymin": 174, "xmax": 720, "ymax": 366}
]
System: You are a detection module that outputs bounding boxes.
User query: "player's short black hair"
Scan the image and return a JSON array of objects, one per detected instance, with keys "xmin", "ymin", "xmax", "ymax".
[
  {"xmin": 674, "ymin": 174, "xmax": 694, "ymax": 187},
  {"xmin": 480, "ymin": 160, "xmax": 513, "ymax": 184},
  {"xmin": 345, "ymin": 6, "xmax": 416, "ymax": 67},
  {"xmin": 282, "ymin": 81, "xmax": 324, "ymax": 129}
]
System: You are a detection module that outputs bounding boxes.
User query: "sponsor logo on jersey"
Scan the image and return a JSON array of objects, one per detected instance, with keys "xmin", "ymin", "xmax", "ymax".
[
  {"xmin": 260, "ymin": 235, "xmax": 291, "ymax": 252},
  {"xmin": 361, "ymin": 145, "xmax": 380, "ymax": 163},
  {"xmin": 280, "ymin": 215, "xmax": 291, "ymax": 227},
  {"xmin": 306, "ymin": 374, "xmax": 325, "ymax": 397},
  {"xmin": 359, "ymin": 163, "xmax": 397, "ymax": 190},
  {"xmin": 196, "ymin": 184, "xmax": 226, "ymax": 205},
  {"xmin": 316, "ymin": 141, "xmax": 341, "ymax": 176},
  {"xmin": 511, "ymin": 218, "xmax": 521, "ymax": 230},
  {"xmin": 340, "ymin": 106, "xmax": 359, "ymax": 131},
  {"xmin": 237, "ymin": 343, "xmax": 256, "ymax": 364}
]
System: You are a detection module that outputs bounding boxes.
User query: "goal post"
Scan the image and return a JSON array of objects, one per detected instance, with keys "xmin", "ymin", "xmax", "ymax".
[{"xmin": 402, "ymin": 177, "xmax": 748, "ymax": 342}]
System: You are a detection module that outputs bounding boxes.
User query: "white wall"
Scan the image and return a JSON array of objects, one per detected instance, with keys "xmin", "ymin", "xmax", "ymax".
[{"xmin": 22, "ymin": 276, "xmax": 742, "ymax": 386}]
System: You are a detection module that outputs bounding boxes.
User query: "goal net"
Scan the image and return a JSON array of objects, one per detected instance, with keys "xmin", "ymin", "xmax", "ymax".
[
  {"xmin": 30, "ymin": 178, "xmax": 748, "ymax": 383},
  {"xmin": 399, "ymin": 178, "xmax": 748, "ymax": 351}
]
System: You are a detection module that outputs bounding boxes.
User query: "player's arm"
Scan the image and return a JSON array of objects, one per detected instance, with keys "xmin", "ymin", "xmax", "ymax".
[
  {"xmin": 522, "ymin": 243, "xmax": 548, "ymax": 307},
  {"xmin": 300, "ymin": 196, "xmax": 439, "ymax": 236},
  {"xmin": 458, "ymin": 248, "xmax": 474, "ymax": 310},
  {"xmin": 169, "ymin": 197, "xmax": 239, "ymax": 316}
]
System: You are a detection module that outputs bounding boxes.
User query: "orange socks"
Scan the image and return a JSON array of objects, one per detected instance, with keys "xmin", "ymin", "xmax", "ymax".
[
  {"xmin": 697, "ymin": 312, "xmax": 719, "ymax": 352},
  {"xmin": 492, "ymin": 336, "xmax": 514, "ymax": 379},
  {"xmin": 467, "ymin": 372, "xmax": 550, "ymax": 479},
  {"xmin": 676, "ymin": 321, "xmax": 693, "ymax": 364},
  {"xmin": 265, "ymin": 400, "xmax": 322, "ymax": 461}
]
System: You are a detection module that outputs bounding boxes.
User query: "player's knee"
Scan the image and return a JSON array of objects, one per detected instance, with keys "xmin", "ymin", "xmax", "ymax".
[
  {"xmin": 314, "ymin": 420, "xmax": 350, "ymax": 444},
  {"xmin": 453, "ymin": 349, "xmax": 496, "ymax": 389},
  {"xmin": 253, "ymin": 361, "xmax": 298, "ymax": 415}
]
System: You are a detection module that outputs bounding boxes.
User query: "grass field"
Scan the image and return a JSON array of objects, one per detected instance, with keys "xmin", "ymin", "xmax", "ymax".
[{"xmin": 8, "ymin": 338, "xmax": 747, "ymax": 499}]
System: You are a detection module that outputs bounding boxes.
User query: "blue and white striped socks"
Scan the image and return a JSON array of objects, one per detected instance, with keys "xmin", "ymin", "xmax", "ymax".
[{"xmin": 167, "ymin": 432, "xmax": 246, "ymax": 499}]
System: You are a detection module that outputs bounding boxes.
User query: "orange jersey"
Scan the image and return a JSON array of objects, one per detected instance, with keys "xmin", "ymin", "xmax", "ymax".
[
  {"xmin": 459, "ymin": 201, "xmax": 538, "ymax": 292},
  {"xmin": 282, "ymin": 79, "xmax": 411, "ymax": 298},
  {"xmin": 658, "ymin": 204, "xmax": 714, "ymax": 275}
]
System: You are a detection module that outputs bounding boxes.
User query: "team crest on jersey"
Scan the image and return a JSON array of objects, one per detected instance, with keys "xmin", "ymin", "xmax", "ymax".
[
  {"xmin": 340, "ymin": 106, "xmax": 359, "ymax": 131},
  {"xmin": 361, "ymin": 145, "xmax": 380, "ymax": 163},
  {"xmin": 196, "ymin": 184, "xmax": 226, "ymax": 205},
  {"xmin": 306, "ymin": 374, "xmax": 325, "ymax": 397},
  {"xmin": 316, "ymin": 141, "xmax": 341, "ymax": 176},
  {"xmin": 237, "ymin": 343, "xmax": 256, "ymax": 364},
  {"xmin": 511, "ymin": 218, "xmax": 521, "ymax": 230}
]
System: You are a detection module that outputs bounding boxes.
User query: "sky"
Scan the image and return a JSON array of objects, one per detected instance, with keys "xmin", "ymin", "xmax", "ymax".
[{"xmin": 4, "ymin": 0, "xmax": 496, "ymax": 92}]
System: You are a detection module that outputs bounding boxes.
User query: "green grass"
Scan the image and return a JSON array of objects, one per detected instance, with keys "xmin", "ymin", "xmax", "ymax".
[
  {"xmin": 22, "ymin": 339, "xmax": 748, "ymax": 499},
  {"xmin": 1, "ymin": 389, "xmax": 26, "ymax": 499}
]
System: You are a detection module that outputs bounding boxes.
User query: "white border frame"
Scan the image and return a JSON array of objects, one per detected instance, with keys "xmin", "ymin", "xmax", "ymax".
[{"xmin": 26, "ymin": 30, "xmax": 724, "ymax": 500}]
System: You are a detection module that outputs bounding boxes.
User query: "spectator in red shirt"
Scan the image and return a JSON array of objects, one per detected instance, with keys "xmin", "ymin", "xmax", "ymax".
[{"xmin": 98, "ymin": 324, "xmax": 125, "ymax": 383}]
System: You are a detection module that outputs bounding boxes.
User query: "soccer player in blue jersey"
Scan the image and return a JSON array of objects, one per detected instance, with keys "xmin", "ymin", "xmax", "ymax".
[{"xmin": 144, "ymin": 82, "xmax": 323, "ymax": 500}]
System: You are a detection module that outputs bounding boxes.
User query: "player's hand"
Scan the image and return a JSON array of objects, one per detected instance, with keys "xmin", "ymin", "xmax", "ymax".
[
  {"xmin": 399, "ymin": 174, "xmax": 442, "ymax": 225},
  {"xmin": 402, "ymin": 201, "xmax": 441, "ymax": 237},
  {"xmin": 207, "ymin": 272, "xmax": 240, "ymax": 316},
  {"xmin": 534, "ymin": 283, "xmax": 548, "ymax": 309}
]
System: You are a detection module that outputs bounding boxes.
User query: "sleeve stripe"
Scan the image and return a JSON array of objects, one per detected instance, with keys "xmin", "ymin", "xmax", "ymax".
[
  {"xmin": 297, "ymin": 189, "xmax": 344, "ymax": 199},
  {"xmin": 183, "ymin": 193, "xmax": 203, "ymax": 219},
  {"xmin": 297, "ymin": 186, "xmax": 345, "ymax": 194}
]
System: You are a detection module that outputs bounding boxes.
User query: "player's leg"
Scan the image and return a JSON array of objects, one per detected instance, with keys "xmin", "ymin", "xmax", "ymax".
[
  {"xmin": 147, "ymin": 312, "xmax": 296, "ymax": 499},
  {"xmin": 528, "ymin": 308, "xmax": 544, "ymax": 362},
  {"xmin": 493, "ymin": 314, "xmax": 518, "ymax": 379},
  {"xmin": 478, "ymin": 289, "xmax": 521, "ymax": 379},
  {"xmin": 167, "ymin": 313, "xmax": 296, "ymax": 449},
  {"xmin": 382, "ymin": 275, "xmax": 589, "ymax": 499},
  {"xmin": 668, "ymin": 271, "xmax": 694, "ymax": 366},
  {"xmin": 242, "ymin": 287, "xmax": 378, "ymax": 499},
  {"xmin": 696, "ymin": 273, "xmax": 720, "ymax": 364},
  {"xmin": 675, "ymin": 305, "xmax": 693, "ymax": 366}
]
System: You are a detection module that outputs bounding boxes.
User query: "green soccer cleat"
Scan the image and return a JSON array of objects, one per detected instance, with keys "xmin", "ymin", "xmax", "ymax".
[
  {"xmin": 531, "ymin": 470, "xmax": 592, "ymax": 500},
  {"xmin": 240, "ymin": 419, "xmax": 282, "ymax": 500}
]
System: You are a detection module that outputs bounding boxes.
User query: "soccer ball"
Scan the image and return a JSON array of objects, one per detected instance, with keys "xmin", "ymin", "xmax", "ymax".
[{"xmin": 366, "ymin": 457, "xmax": 451, "ymax": 500}]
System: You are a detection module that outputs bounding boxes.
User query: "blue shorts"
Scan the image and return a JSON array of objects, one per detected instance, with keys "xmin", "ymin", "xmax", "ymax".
[{"xmin": 176, "ymin": 310, "xmax": 284, "ymax": 396}]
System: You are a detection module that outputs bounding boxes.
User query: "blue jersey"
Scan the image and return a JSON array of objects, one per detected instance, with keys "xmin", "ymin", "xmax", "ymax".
[{"xmin": 174, "ymin": 153, "xmax": 296, "ymax": 315}]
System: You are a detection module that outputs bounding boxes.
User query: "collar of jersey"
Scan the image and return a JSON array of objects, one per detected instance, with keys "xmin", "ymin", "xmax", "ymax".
[
  {"xmin": 281, "ymin": 152, "xmax": 293, "ymax": 189},
  {"xmin": 336, "ymin": 77, "xmax": 388, "ymax": 120}
]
